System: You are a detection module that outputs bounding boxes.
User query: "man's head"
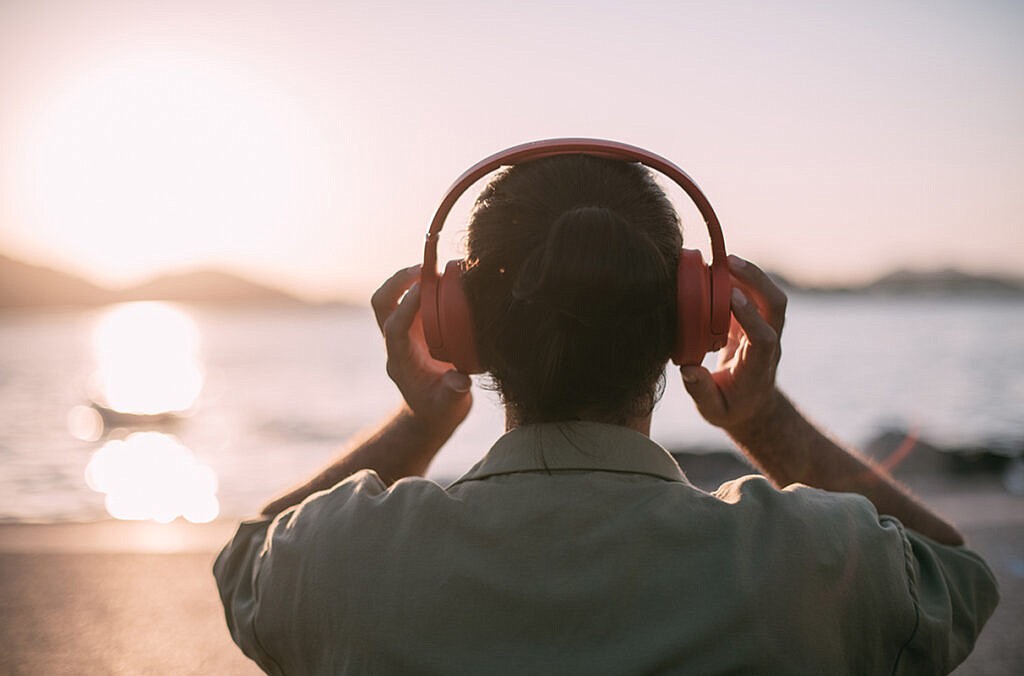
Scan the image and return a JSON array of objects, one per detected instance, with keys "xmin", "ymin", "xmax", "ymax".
[{"xmin": 462, "ymin": 154, "xmax": 682, "ymax": 426}]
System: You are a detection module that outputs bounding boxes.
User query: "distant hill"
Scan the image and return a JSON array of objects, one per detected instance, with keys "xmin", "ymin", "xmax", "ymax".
[
  {"xmin": 0, "ymin": 254, "xmax": 113, "ymax": 307},
  {"xmin": 119, "ymin": 269, "xmax": 304, "ymax": 305},
  {"xmin": 0, "ymin": 253, "xmax": 307, "ymax": 308},
  {"xmin": 862, "ymin": 268, "xmax": 1024, "ymax": 296}
]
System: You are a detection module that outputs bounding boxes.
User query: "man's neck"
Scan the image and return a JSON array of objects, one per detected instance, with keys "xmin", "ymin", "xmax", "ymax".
[{"xmin": 505, "ymin": 410, "xmax": 652, "ymax": 436}]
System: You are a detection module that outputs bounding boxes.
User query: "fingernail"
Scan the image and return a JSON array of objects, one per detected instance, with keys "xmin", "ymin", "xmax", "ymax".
[
  {"xmin": 449, "ymin": 375, "xmax": 472, "ymax": 392},
  {"xmin": 400, "ymin": 283, "xmax": 420, "ymax": 304},
  {"xmin": 731, "ymin": 288, "xmax": 747, "ymax": 307},
  {"xmin": 680, "ymin": 368, "xmax": 698, "ymax": 383},
  {"xmin": 728, "ymin": 255, "xmax": 746, "ymax": 269}
]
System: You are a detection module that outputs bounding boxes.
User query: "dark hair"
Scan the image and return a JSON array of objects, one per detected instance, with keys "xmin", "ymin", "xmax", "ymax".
[{"xmin": 463, "ymin": 154, "xmax": 681, "ymax": 425}]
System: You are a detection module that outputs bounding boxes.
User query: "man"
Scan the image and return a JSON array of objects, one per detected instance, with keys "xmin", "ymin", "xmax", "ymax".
[{"xmin": 215, "ymin": 157, "xmax": 998, "ymax": 674}]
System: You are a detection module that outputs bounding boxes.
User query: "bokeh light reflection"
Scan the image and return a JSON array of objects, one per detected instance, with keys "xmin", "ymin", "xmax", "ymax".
[
  {"xmin": 92, "ymin": 302, "xmax": 204, "ymax": 414},
  {"xmin": 85, "ymin": 432, "xmax": 220, "ymax": 523},
  {"xmin": 67, "ymin": 404, "xmax": 104, "ymax": 442}
]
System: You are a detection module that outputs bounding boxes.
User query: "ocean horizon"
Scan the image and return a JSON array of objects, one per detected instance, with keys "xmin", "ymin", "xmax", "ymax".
[{"xmin": 2, "ymin": 292, "xmax": 1022, "ymax": 523}]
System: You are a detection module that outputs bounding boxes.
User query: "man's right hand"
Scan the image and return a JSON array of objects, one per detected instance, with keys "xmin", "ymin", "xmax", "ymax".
[{"xmin": 680, "ymin": 255, "xmax": 787, "ymax": 436}]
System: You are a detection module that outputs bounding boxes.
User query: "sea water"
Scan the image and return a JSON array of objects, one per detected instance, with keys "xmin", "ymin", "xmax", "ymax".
[{"xmin": 1, "ymin": 293, "xmax": 1022, "ymax": 522}]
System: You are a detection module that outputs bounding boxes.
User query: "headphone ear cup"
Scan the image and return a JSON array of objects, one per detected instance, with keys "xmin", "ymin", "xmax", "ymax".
[
  {"xmin": 673, "ymin": 248, "xmax": 713, "ymax": 366},
  {"xmin": 435, "ymin": 259, "xmax": 482, "ymax": 374}
]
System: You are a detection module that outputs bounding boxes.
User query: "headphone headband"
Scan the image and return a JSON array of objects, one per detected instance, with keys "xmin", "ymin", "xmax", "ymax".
[
  {"xmin": 422, "ymin": 138, "xmax": 731, "ymax": 365},
  {"xmin": 424, "ymin": 138, "xmax": 726, "ymax": 271}
]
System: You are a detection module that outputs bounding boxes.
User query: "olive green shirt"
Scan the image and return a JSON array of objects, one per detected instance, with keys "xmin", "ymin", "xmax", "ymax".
[{"xmin": 215, "ymin": 422, "xmax": 999, "ymax": 675}]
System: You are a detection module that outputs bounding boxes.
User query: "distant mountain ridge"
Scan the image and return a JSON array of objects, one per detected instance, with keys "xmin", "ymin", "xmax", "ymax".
[
  {"xmin": 119, "ymin": 269, "xmax": 302, "ymax": 305},
  {"xmin": 0, "ymin": 253, "xmax": 307, "ymax": 308},
  {"xmin": 0, "ymin": 254, "xmax": 112, "ymax": 308},
  {"xmin": 770, "ymin": 268, "xmax": 1024, "ymax": 297},
  {"xmin": 863, "ymin": 268, "xmax": 1024, "ymax": 296},
  {"xmin": 2, "ymin": 251, "xmax": 1022, "ymax": 309}
]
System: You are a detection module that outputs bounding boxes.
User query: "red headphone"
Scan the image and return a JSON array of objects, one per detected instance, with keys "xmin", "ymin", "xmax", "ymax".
[{"xmin": 420, "ymin": 138, "xmax": 731, "ymax": 374}]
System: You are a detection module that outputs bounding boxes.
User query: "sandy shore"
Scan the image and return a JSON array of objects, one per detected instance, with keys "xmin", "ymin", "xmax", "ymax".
[{"xmin": 1, "ymin": 468, "xmax": 1020, "ymax": 675}]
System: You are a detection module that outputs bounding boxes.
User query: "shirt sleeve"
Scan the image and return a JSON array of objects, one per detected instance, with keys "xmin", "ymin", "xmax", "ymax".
[
  {"xmin": 212, "ymin": 469, "xmax": 392, "ymax": 674},
  {"xmin": 716, "ymin": 476, "xmax": 1000, "ymax": 673},
  {"xmin": 212, "ymin": 515, "xmax": 285, "ymax": 676},
  {"xmin": 892, "ymin": 521, "xmax": 1000, "ymax": 674}
]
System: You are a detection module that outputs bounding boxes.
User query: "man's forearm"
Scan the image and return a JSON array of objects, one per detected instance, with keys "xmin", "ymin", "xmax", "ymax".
[
  {"xmin": 259, "ymin": 406, "xmax": 457, "ymax": 517},
  {"xmin": 728, "ymin": 390, "xmax": 964, "ymax": 546}
]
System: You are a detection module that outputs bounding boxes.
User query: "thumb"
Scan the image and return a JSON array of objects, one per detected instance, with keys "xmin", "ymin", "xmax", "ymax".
[
  {"xmin": 680, "ymin": 365, "xmax": 726, "ymax": 422},
  {"xmin": 441, "ymin": 370, "xmax": 472, "ymax": 394}
]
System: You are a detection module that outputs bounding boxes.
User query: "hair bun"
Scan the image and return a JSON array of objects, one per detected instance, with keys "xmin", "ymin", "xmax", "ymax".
[{"xmin": 512, "ymin": 206, "xmax": 672, "ymax": 327}]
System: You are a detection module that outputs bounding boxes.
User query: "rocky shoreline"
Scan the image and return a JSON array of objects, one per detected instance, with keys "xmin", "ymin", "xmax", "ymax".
[{"xmin": 669, "ymin": 428, "xmax": 1024, "ymax": 496}]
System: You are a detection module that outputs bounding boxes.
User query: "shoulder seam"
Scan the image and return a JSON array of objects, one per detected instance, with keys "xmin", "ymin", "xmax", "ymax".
[{"xmin": 888, "ymin": 517, "xmax": 920, "ymax": 675}]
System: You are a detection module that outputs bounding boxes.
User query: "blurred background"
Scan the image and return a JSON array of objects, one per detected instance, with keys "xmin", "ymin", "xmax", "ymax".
[{"xmin": 1, "ymin": 0, "xmax": 1021, "ymax": 524}]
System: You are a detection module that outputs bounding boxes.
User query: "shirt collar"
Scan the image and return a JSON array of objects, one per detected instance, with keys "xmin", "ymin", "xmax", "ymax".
[{"xmin": 449, "ymin": 421, "xmax": 688, "ymax": 487}]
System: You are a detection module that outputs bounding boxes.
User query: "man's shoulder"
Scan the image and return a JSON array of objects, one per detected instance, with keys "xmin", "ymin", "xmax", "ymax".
[
  {"xmin": 714, "ymin": 473, "xmax": 880, "ymax": 517},
  {"xmin": 288, "ymin": 468, "xmax": 444, "ymax": 514},
  {"xmin": 272, "ymin": 472, "xmax": 456, "ymax": 545},
  {"xmin": 711, "ymin": 474, "xmax": 907, "ymax": 559}
]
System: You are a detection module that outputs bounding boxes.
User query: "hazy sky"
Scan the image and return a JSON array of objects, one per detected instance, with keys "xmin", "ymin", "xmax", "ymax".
[{"xmin": 1, "ymin": 0, "xmax": 1021, "ymax": 301}]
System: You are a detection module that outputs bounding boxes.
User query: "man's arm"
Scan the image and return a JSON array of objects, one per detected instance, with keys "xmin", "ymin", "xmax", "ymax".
[
  {"xmin": 261, "ymin": 266, "xmax": 471, "ymax": 517},
  {"xmin": 681, "ymin": 255, "xmax": 963, "ymax": 546},
  {"xmin": 728, "ymin": 390, "xmax": 963, "ymax": 545}
]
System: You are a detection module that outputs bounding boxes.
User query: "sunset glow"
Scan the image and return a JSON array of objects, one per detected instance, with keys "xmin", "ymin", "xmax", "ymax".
[
  {"xmin": 14, "ymin": 51, "xmax": 327, "ymax": 287},
  {"xmin": 1, "ymin": 1, "xmax": 1021, "ymax": 296}
]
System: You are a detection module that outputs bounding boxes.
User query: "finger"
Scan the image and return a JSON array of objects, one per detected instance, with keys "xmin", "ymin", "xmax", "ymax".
[
  {"xmin": 371, "ymin": 265, "xmax": 421, "ymax": 332},
  {"xmin": 719, "ymin": 316, "xmax": 742, "ymax": 364},
  {"xmin": 382, "ymin": 282, "xmax": 422, "ymax": 357},
  {"xmin": 728, "ymin": 255, "xmax": 787, "ymax": 336},
  {"xmin": 680, "ymin": 365, "xmax": 727, "ymax": 422},
  {"xmin": 730, "ymin": 288, "xmax": 778, "ymax": 361}
]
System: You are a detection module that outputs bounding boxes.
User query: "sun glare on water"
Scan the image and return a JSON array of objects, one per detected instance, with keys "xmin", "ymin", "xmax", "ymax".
[
  {"xmin": 92, "ymin": 301, "xmax": 204, "ymax": 415},
  {"xmin": 84, "ymin": 302, "xmax": 219, "ymax": 522},
  {"xmin": 85, "ymin": 432, "xmax": 220, "ymax": 523}
]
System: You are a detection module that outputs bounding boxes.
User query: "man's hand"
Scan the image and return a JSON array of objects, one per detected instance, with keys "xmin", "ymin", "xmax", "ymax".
[
  {"xmin": 676, "ymin": 256, "xmax": 966, "ymax": 545},
  {"xmin": 259, "ymin": 266, "xmax": 474, "ymax": 515},
  {"xmin": 371, "ymin": 265, "xmax": 473, "ymax": 441},
  {"xmin": 680, "ymin": 255, "xmax": 787, "ymax": 434}
]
